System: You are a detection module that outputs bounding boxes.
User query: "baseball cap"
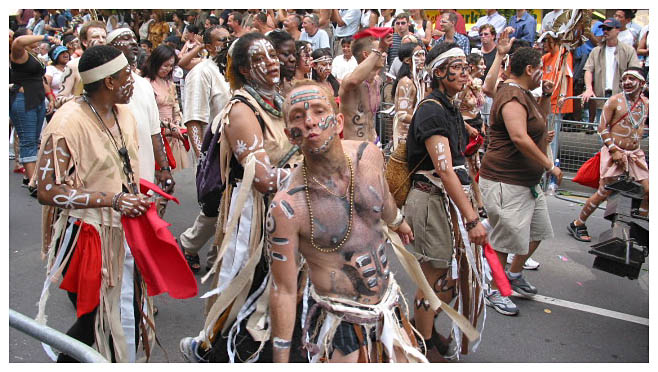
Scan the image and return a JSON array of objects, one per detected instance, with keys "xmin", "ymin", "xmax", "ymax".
[{"xmin": 598, "ymin": 18, "xmax": 621, "ymax": 29}]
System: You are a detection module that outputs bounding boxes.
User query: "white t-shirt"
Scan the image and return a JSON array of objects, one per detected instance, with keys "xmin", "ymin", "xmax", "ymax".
[
  {"xmin": 605, "ymin": 46, "xmax": 617, "ymax": 91},
  {"xmin": 618, "ymin": 29, "xmax": 635, "ymax": 47},
  {"xmin": 332, "ymin": 54, "xmax": 358, "ymax": 81},
  {"xmin": 183, "ymin": 58, "xmax": 231, "ymax": 128},
  {"xmin": 300, "ymin": 29, "xmax": 330, "ymax": 51},
  {"xmin": 126, "ymin": 73, "xmax": 161, "ymax": 183},
  {"xmin": 335, "ymin": 9, "xmax": 361, "ymax": 37},
  {"xmin": 45, "ymin": 65, "xmax": 66, "ymax": 93}
]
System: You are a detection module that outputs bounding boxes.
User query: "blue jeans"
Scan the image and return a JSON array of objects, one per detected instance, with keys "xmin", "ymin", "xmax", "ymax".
[{"xmin": 9, "ymin": 92, "xmax": 45, "ymax": 163}]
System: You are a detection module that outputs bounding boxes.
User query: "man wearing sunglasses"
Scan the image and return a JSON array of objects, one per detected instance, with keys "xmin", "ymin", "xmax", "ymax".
[
  {"xmin": 388, "ymin": 13, "xmax": 411, "ymax": 67},
  {"xmin": 582, "ymin": 18, "xmax": 641, "ymax": 124}
]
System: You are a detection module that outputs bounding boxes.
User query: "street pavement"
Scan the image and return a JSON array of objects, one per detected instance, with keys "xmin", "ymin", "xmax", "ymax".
[{"xmin": 8, "ymin": 163, "xmax": 649, "ymax": 363}]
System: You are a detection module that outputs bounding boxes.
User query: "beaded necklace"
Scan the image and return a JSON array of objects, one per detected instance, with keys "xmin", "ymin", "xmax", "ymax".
[
  {"xmin": 243, "ymin": 83, "xmax": 283, "ymax": 118},
  {"xmin": 302, "ymin": 153, "xmax": 354, "ymax": 253}
]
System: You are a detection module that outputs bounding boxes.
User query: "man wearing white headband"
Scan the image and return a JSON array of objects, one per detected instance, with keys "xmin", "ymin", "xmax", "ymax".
[
  {"xmin": 55, "ymin": 20, "xmax": 108, "ymax": 108},
  {"xmin": 36, "ymin": 45, "xmax": 156, "ymax": 362},
  {"xmin": 339, "ymin": 33, "xmax": 392, "ymax": 142},
  {"xmin": 404, "ymin": 42, "xmax": 488, "ymax": 360},
  {"xmin": 568, "ymin": 66, "xmax": 649, "ymax": 242}
]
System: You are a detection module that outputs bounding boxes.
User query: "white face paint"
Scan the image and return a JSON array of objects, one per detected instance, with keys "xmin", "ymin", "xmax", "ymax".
[
  {"xmin": 86, "ymin": 27, "xmax": 107, "ymax": 47},
  {"xmin": 248, "ymin": 39, "xmax": 280, "ymax": 88},
  {"xmin": 412, "ymin": 48, "xmax": 426, "ymax": 71},
  {"xmin": 116, "ymin": 66, "xmax": 134, "ymax": 102}
]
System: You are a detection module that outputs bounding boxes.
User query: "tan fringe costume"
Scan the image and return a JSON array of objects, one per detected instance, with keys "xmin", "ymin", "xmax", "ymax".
[{"xmin": 35, "ymin": 101, "xmax": 156, "ymax": 362}]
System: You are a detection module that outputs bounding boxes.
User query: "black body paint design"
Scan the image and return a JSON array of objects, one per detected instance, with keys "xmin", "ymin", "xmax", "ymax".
[
  {"xmin": 341, "ymin": 265, "xmax": 377, "ymax": 296},
  {"xmin": 280, "ymin": 200, "xmax": 295, "ymax": 219},
  {"xmin": 271, "ymin": 237, "xmax": 289, "ymax": 245},
  {"xmin": 287, "ymin": 186, "xmax": 306, "ymax": 195},
  {"xmin": 356, "ymin": 142, "xmax": 368, "ymax": 162}
]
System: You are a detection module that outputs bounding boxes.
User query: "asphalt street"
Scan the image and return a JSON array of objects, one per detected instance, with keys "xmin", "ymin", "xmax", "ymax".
[{"xmin": 8, "ymin": 162, "xmax": 649, "ymax": 363}]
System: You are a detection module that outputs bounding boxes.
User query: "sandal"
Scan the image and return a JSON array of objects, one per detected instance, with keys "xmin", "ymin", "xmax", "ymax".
[
  {"xmin": 14, "ymin": 166, "xmax": 25, "ymax": 174},
  {"xmin": 568, "ymin": 221, "xmax": 592, "ymax": 242},
  {"xmin": 184, "ymin": 253, "xmax": 201, "ymax": 273}
]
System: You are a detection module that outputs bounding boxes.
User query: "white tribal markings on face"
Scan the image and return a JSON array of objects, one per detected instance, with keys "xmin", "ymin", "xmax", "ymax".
[
  {"xmin": 248, "ymin": 39, "xmax": 280, "ymax": 86},
  {"xmin": 287, "ymin": 88, "xmax": 338, "ymax": 153}
]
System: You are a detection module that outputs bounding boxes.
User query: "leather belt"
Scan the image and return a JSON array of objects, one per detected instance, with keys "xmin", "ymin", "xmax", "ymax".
[{"xmin": 412, "ymin": 180, "xmax": 443, "ymax": 195}]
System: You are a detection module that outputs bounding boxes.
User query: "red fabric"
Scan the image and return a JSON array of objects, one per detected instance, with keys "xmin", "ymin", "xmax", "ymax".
[
  {"xmin": 573, "ymin": 152, "xmax": 601, "ymax": 189},
  {"xmin": 122, "ymin": 180, "xmax": 196, "ymax": 298},
  {"xmin": 156, "ymin": 128, "xmax": 177, "ymax": 170},
  {"xmin": 122, "ymin": 203, "xmax": 198, "ymax": 299},
  {"xmin": 465, "ymin": 135, "xmax": 484, "ymax": 156},
  {"xmin": 353, "ymin": 27, "xmax": 394, "ymax": 40},
  {"xmin": 179, "ymin": 128, "xmax": 191, "ymax": 152},
  {"xmin": 483, "ymin": 243, "xmax": 511, "ymax": 297},
  {"xmin": 59, "ymin": 222, "xmax": 102, "ymax": 318}
]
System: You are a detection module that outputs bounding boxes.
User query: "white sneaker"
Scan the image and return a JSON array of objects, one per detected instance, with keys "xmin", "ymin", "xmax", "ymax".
[{"xmin": 507, "ymin": 254, "xmax": 540, "ymax": 270}]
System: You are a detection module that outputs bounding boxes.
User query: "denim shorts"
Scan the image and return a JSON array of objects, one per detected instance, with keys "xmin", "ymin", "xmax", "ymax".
[{"xmin": 9, "ymin": 92, "xmax": 46, "ymax": 163}]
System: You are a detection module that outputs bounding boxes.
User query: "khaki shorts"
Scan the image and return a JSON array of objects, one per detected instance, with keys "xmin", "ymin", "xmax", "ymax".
[
  {"xmin": 404, "ymin": 188, "xmax": 454, "ymax": 269},
  {"xmin": 479, "ymin": 177, "xmax": 554, "ymax": 255}
]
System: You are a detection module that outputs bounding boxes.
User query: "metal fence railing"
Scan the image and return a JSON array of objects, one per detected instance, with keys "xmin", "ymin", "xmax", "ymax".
[{"xmin": 9, "ymin": 308, "xmax": 109, "ymax": 363}]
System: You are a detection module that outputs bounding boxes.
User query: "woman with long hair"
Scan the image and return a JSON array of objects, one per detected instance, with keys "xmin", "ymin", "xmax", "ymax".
[
  {"xmin": 9, "ymin": 27, "xmax": 55, "ymax": 195},
  {"xmin": 310, "ymin": 47, "xmax": 339, "ymax": 97},
  {"xmin": 392, "ymin": 42, "xmax": 426, "ymax": 149},
  {"xmin": 179, "ymin": 32, "xmax": 303, "ymax": 363},
  {"xmin": 142, "ymin": 44, "xmax": 191, "ymax": 174},
  {"xmin": 294, "ymin": 40, "xmax": 312, "ymax": 81}
]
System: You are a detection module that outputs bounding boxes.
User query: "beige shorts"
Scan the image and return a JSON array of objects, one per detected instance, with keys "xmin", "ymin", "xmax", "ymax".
[
  {"xmin": 404, "ymin": 187, "xmax": 454, "ymax": 269},
  {"xmin": 479, "ymin": 177, "xmax": 554, "ymax": 255}
]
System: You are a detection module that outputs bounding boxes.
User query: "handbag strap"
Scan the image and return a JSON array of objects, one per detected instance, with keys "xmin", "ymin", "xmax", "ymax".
[{"xmin": 390, "ymin": 98, "xmax": 444, "ymax": 195}]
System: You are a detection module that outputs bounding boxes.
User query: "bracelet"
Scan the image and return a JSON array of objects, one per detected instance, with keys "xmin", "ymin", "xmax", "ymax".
[
  {"xmin": 465, "ymin": 218, "xmax": 480, "ymax": 232},
  {"xmin": 371, "ymin": 48, "xmax": 383, "ymax": 56},
  {"xmin": 542, "ymin": 92, "xmax": 552, "ymax": 97},
  {"xmin": 43, "ymin": 35, "xmax": 49, "ymax": 42},
  {"xmin": 112, "ymin": 192, "xmax": 125, "ymax": 211},
  {"xmin": 46, "ymin": 91, "xmax": 55, "ymax": 99},
  {"xmin": 546, "ymin": 164, "xmax": 555, "ymax": 172},
  {"xmin": 158, "ymin": 166, "xmax": 171, "ymax": 172}
]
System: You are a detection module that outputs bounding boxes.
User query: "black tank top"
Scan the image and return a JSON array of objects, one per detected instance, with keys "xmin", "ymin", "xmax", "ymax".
[{"xmin": 10, "ymin": 53, "xmax": 46, "ymax": 111}]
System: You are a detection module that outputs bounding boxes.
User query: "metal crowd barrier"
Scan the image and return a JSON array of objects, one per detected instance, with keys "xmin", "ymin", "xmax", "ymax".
[{"xmin": 9, "ymin": 308, "xmax": 109, "ymax": 363}]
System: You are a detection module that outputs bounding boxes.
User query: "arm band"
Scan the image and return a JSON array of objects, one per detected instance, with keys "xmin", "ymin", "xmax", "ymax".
[{"xmin": 273, "ymin": 337, "xmax": 291, "ymax": 349}]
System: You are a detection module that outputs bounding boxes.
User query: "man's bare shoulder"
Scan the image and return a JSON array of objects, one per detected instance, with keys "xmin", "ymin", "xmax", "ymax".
[
  {"xmin": 268, "ymin": 169, "xmax": 308, "ymax": 232},
  {"xmin": 344, "ymin": 140, "xmax": 384, "ymax": 167}
]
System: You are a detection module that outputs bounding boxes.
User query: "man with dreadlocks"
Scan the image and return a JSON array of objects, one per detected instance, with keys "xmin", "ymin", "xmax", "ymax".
[
  {"xmin": 35, "ymin": 45, "xmax": 155, "ymax": 362},
  {"xmin": 178, "ymin": 25, "xmax": 232, "ymax": 274},
  {"xmin": 568, "ymin": 66, "xmax": 649, "ymax": 242},
  {"xmin": 403, "ymin": 42, "xmax": 488, "ymax": 361}
]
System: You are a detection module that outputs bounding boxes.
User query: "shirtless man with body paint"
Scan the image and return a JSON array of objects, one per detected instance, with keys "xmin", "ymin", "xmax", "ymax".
[
  {"xmin": 339, "ymin": 34, "xmax": 392, "ymax": 142},
  {"xmin": 568, "ymin": 67, "xmax": 649, "ymax": 242},
  {"xmin": 269, "ymin": 81, "xmax": 425, "ymax": 363}
]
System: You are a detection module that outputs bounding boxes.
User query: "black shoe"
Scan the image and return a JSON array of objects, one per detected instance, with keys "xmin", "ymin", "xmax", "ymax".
[
  {"xmin": 28, "ymin": 186, "xmax": 37, "ymax": 198},
  {"xmin": 22, "ymin": 177, "xmax": 29, "ymax": 186},
  {"xmin": 567, "ymin": 221, "xmax": 592, "ymax": 242}
]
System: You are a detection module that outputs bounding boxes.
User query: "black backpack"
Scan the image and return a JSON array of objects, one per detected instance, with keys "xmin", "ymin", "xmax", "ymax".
[{"xmin": 195, "ymin": 95, "xmax": 265, "ymax": 216}]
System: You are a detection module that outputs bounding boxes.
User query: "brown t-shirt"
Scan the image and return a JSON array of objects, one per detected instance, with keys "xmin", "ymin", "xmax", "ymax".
[{"xmin": 480, "ymin": 83, "xmax": 547, "ymax": 187}]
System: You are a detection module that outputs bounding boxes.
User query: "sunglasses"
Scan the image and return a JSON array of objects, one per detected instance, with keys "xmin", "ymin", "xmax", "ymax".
[{"xmin": 395, "ymin": 21, "xmax": 407, "ymax": 25}]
